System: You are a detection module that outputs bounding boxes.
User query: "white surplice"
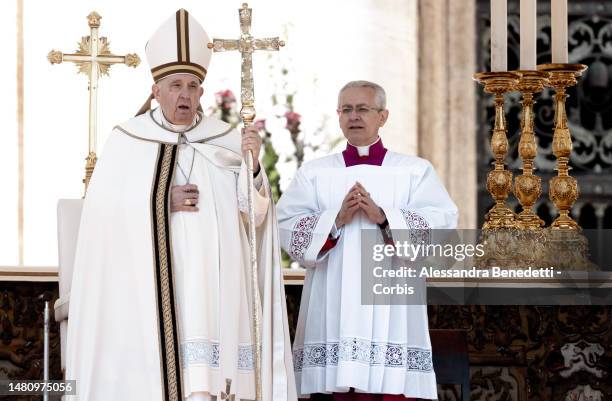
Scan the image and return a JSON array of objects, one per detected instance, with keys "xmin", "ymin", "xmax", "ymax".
[
  {"xmin": 65, "ymin": 108, "xmax": 297, "ymax": 401},
  {"xmin": 276, "ymin": 150, "xmax": 458, "ymax": 399}
]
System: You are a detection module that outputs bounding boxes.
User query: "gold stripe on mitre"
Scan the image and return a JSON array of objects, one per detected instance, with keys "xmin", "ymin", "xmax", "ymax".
[
  {"xmin": 176, "ymin": 9, "xmax": 189, "ymax": 63},
  {"xmin": 151, "ymin": 62, "xmax": 206, "ymax": 82}
]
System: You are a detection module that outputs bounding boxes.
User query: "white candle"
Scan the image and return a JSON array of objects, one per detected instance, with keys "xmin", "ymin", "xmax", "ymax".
[
  {"xmin": 520, "ymin": 0, "xmax": 538, "ymax": 70},
  {"xmin": 490, "ymin": 0, "xmax": 508, "ymax": 71},
  {"xmin": 551, "ymin": 0, "xmax": 568, "ymax": 63}
]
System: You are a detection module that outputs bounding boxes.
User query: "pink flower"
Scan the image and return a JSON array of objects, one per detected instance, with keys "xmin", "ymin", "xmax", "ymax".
[
  {"xmin": 285, "ymin": 111, "xmax": 301, "ymax": 133},
  {"xmin": 254, "ymin": 119, "xmax": 266, "ymax": 131},
  {"xmin": 215, "ymin": 89, "xmax": 237, "ymax": 109},
  {"xmin": 284, "ymin": 111, "xmax": 301, "ymax": 122},
  {"xmin": 216, "ymin": 89, "xmax": 236, "ymax": 102}
]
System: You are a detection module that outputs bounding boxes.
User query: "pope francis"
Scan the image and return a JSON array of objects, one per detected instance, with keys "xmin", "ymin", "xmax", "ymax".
[{"xmin": 64, "ymin": 9, "xmax": 297, "ymax": 401}]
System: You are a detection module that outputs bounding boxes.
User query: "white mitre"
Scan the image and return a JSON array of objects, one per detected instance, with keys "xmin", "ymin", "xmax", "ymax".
[{"xmin": 145, "ymin": 8, "xmax": 211, "ymax": 83}]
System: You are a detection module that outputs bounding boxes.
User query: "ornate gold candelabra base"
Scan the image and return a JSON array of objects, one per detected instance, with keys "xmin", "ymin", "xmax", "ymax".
[
  {"xmin": 476, "ymin": 227, "xmax": 598, "ymax": 271},
  {"xmin": 549, "ymin": 174, "xmax": 579, "ymax": 229},
  {"xmin": 514, "ymin": 174, "xmax": 544, "ymax": 229},
  {"xmin": 538, "ymin": 63, "xmax": 588, "ymax": 231},
  {"xmin": 476, "ymin": 227, "xmax": 548, "ymax": 269},
  {"xmin": 514, "ymin": 70, "xmax": 549, "ymax": 230},
  {"xmin": 543, "ymin": 229, "xmax": 597, "ymax": 270},
  {"xmin": 473, "ymin": 71, "xmax": 520, "ymax": 229},
  {"xmin": 484, "ymin": 171, "xmax": 517, "ymax": 229},
  {"xmin": 83, "ymin": 151, "xmax": 97, "ymax": 196}
]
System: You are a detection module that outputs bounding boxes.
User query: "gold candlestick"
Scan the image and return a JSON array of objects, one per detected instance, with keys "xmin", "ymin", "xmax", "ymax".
[
  {"xmin": 537, "ymin": 63, "xmax": 588, "ymax": 230},
  {"xmin": 513, "ymin": 70, "xmax": 549, "ymax": 230},
  {"xmin": 473, "ymin": 71, "xmax": 520, "ymax": 229}
]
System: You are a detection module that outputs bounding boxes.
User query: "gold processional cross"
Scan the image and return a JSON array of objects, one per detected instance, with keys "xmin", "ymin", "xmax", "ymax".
[
  {"xmin": 207, "ymin": 4, "xmax": 284, "ymax": 401},
  {"xmin": 48, "ymin": 12, "xmax": 140, "ymax": 194}
]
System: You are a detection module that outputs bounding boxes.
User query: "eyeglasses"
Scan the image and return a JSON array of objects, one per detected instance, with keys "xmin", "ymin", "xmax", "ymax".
[{"xmin": 337, "ymin": 105, "xmax": 383, "ymax": 116}]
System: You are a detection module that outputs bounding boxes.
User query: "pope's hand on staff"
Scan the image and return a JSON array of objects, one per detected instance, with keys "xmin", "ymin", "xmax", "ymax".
[{"xmin": 241, "ymin": 125, "xmax": 262, "ymax": 173}]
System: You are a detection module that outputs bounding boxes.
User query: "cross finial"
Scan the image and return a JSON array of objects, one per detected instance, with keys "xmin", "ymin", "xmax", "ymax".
[
  {"xmin": 220, "ymin": 378, "xmax": 236, "ymax": 401},
  {"xmin": 87, "ymin": 11, "xmax": 101, "ymax": 28},
  {"xmin": 206, "ymin": 3, "xmax": 284, "ymax": 125}
]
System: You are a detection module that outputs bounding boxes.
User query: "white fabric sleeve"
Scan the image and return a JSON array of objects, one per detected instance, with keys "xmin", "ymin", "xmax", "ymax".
[
  {"xmin": 276, "ymin": 168, "xmax": 339, "ymax": 268},
  {"xmin": 237, "ymin": 161, "xmax": 270, "ymax": 227},
  {"xmin": 253, "ymin": 167, "xmax": 264, "ymax": 190},
  {"xmin": 329, "ymin": 222, "xmax": 343, "ymax": 239},
  {"xmin": 380, "ymin": 160, "xmax": 458, "ymax": 244}
]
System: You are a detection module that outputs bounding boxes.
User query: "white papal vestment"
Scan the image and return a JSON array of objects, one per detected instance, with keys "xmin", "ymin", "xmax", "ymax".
[
  {"xmin": 276, "ymin": 150, "xmax": 458, "ymax": 399},
  {"xmin": 65, "ymin": 109, "xmax": 296, "ymax": 401}
]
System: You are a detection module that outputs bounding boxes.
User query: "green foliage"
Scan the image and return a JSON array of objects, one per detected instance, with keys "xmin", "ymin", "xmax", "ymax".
[{"xmin": 262, "ymin": 134, "xmax": 281, "ymax": 202}]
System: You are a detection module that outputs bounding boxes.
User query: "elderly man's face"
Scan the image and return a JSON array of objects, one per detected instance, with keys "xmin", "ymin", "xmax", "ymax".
[
  {"xmin": 337, "ymin": 87, "xmax": 388, "ymax": 146},
  {"xmin": 152, "ymin": 74, "xmax": 203, "ymax": 125}
]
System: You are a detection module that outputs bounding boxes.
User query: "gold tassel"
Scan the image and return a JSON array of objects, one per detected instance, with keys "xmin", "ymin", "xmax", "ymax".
[{"xmin": 135, "ymin": 93, "xmax": 154, "ymax": 116}]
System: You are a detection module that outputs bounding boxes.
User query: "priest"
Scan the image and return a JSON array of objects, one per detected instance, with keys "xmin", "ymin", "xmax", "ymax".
[
  {"xmin": 276, "ymin": 81, "xmax": 458, "ymax": 400},
  {"xmin": 65, "ymin": 9, "xmax": 296, "ymax": 401}
]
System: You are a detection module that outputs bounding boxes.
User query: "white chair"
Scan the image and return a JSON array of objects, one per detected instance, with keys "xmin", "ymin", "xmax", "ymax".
[{"xmin": 55, "ymin": 198, "xmax": 84, "ymax": 372}]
